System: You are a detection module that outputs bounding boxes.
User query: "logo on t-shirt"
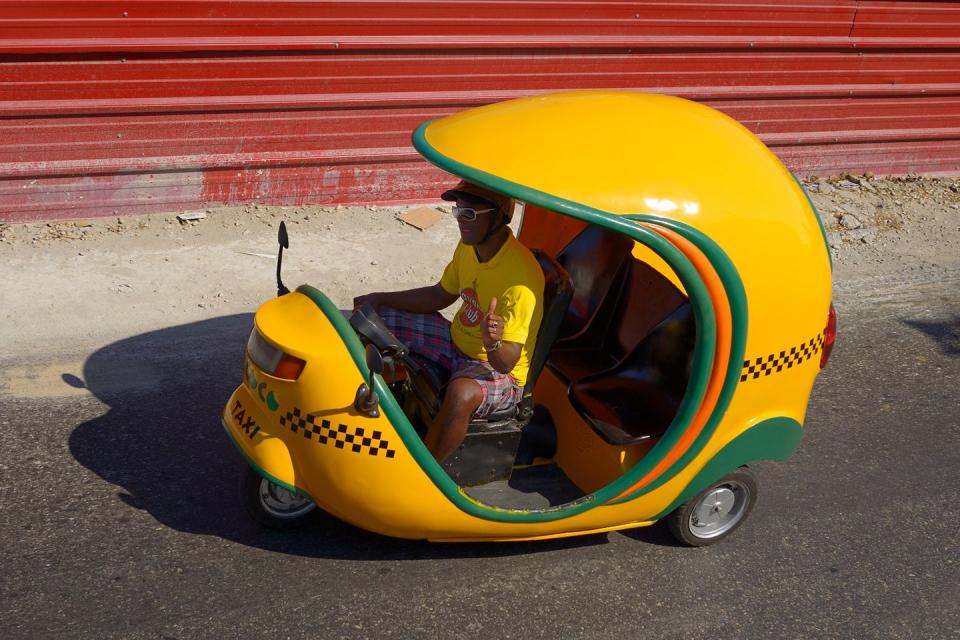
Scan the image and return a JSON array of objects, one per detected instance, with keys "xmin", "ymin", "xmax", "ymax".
[{"xmin": 458, "ymin": 288, "xmax": 483, "ymax": 327}]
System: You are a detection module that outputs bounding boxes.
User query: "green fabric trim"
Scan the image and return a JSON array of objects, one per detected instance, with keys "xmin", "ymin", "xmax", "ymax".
[
  {"xmin": 651, "ymin": 417, "xmax": 804, "ymax": 520},
  {"xmin": 271, "ymin": 124, "xmax": 724, "ymax": 521},
  {"xmin": 413, "ymin": 124, "xmax": 726, "ymax": 502},
  {"xmin": 294, "ymin": 283, "xmax": 476, "ymax": 512},
  {"xmin": 297, "ymin": 207, "xmax": 716, "ymax": 522},
  {"xmin": 220, "ymin": 417, "xmax": 317, "ymax": 503},
  {"xmin": 610, "ymin": 216, "xmax": 748, "ymax": 504},
  {"xmin": 297, "ymin": 283, "xmax": 711, "ymax": 521},
  {"xmin": 413, "ymin": 124, "xmax": 735, "ymax": 503},
  {"xmin": 792, "ymin": 173, "xmax": 833, "ymax": 271}
]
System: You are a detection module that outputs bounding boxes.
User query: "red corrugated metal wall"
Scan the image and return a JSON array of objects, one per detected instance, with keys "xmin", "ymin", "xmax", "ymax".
[{"xmin": 2, "ymin": 1, "xmax": 959, "ymax": 222}]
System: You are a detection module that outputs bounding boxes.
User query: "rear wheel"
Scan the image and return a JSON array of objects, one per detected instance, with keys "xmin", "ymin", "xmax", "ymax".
[
  {"xmin": 240, "ymin": 466, "xmax": 317, "ymax": 530},
  {"xmin": 666, "ymin": 467, "xmax": 757, "ymax": 547}
]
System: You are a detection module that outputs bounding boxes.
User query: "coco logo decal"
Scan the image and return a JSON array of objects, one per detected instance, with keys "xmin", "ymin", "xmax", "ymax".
[
  {"xmin": 458, "ymin": 287, "xmax": 483, "ymax": 327},
  {"xmin": 245, "ymin": 360, "xmax": 280, "ymax": 411},
  {"xmin": 231, "ymin": 399, "xmax": 261, "ymax": 440}
]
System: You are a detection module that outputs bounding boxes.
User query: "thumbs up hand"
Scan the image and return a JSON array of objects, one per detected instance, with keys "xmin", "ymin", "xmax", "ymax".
[{"xmin": 482, "ymin": 296, "xmax": 504, "ymax": 347}]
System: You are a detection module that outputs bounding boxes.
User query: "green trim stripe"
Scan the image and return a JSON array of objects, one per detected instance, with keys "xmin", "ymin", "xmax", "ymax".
[
  {"xmin": 298, "ymin": 257, "xmax": 711, "ymax": 522},
  {"xmin": 652, "ymin": 417, "xmax": 803, "ymax": 520},
  {"xmin": 413, "ymin": 123, "xmax": 730, "ymax": 514},
  {"xmin": 225, "ymin": 118, "xmax": 811, "ymax": 531},
  {"xmin": 274, "ymin": 123, "xmax": 794, "ymax": 524},
  {"xmin": 792, "ymin": 173, "xmax": 833, "ymax": 271},
  {"xmin": 298, "ymin": 214, "xmax": 719, "ymax": 522},
  {"xmin": 268, "ymin": 124, "xmax": 714, "ymax": 522},
  {"xmin": 610, "ymin": 216, "xmax": 750, "ymax": 504}
]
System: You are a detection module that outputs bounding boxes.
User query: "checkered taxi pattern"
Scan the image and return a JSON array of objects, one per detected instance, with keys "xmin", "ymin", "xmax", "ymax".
[
  {"xmin": 279, "ymin": 408, "xmax": 397, "ymax": 458},
  {"xmin": 740, "ymin": 332, "xmax": 826, "ymax": 382}
]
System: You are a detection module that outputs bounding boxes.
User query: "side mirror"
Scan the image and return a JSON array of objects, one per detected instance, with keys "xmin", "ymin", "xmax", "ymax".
[
  {"xmin": 365, "ymin": 343, "xmax": 384, "ymax": 379},
  {"xmin": 276, "ymin": 221, "xmax": 290, "ymax": 296},
  {"xmin": 354, "ymin": 344, "xmax": 382, "ymax": 417}
]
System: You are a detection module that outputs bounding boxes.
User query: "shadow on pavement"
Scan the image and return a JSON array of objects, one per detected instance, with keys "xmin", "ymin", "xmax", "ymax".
[
  {"xmin": 68, "ymin": 314, "xmax": 608, "ymax": 560},
  {"xmin": 903, "ymin": 315, "xmax": 960, "ymax": 356},
  {"xmin": 618, "ymin": 522, "xmax": 684, "ymax": 547}
]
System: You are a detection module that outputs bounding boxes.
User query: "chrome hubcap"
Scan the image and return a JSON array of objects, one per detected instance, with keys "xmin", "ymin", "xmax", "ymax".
[
  {"xmin": 689, "ymin": 481, "xmax": 750, "ymax": 539},
  {"xmin": 258, "ymin": 479, "xmax": 315, "ymax": 519}
]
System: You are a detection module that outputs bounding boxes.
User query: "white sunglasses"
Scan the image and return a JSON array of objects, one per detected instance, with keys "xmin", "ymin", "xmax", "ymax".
[{"xmin": 452, "ymin": 205, "xmax": 497, "ymax": 222}]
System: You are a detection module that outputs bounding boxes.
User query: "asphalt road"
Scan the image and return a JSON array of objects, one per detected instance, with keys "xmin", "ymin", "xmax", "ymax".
[{"xmin": 1, "ymin": 275, "xmax": 958, "ymax": 640}]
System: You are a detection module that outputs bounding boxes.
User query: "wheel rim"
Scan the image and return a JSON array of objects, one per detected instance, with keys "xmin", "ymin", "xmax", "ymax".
[
  {"xmin": 688, "ymin": 480, "xmax": 751, "ymax": 539},
  {"xmin": 257, "ymin": 478, "xmax": 316, "ymax": 519}
]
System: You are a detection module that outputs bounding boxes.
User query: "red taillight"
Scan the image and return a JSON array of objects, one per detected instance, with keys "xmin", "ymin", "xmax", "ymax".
[
  {"xmin": 273, "ymin": 353, "xmax": 306, "ymax": 380},
  {"xmin": 820, "ymin": 303, "xmax": 837, "ymax": 369}
]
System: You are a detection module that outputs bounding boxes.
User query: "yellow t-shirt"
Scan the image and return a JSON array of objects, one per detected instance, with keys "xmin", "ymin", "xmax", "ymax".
[{"xmin": 439, "ymin": 232, "xmax": 545, "ymax": 387}]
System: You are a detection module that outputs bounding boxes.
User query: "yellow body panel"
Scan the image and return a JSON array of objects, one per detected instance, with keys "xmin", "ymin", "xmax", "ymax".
[
  {"xmin": 224, "ymin": 91, "xmax": 832, "ymax": 541},
  {"xmin": 425, "ymin": 90, "xmax": 831, "ymax": 468},
  {"xmin": 223, "ymin": 291, "xmax": 760, "ymax": 541},
  {"xmin": 425, "ymin": 92, "xmax": 830, "ymax": 371},
  {"xmin": 535, "ymin": 369, "xmax": 655, "ymax": 494}
]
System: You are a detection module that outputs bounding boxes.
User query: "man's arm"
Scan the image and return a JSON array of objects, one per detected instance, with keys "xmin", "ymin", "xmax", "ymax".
[
  {"xmin": 481, "ymin": 297, "xmax": 522, "ymax": 375},
  {"xmin": 486, "ymin": 341, "xmax": 522, "ymax": 375},
  {"xmin": 353, "ymin": 283, "xmax": 458, "ymax": 314}
]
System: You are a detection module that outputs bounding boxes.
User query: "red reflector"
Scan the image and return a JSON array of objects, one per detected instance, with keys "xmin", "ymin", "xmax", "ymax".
[
  {"xmin": 820, "ymin": 304, "xmax": 837, "ymax": 369},
  {"xmin": 273, "ymin": 353, "xmax": 306, "ymax": 380}
]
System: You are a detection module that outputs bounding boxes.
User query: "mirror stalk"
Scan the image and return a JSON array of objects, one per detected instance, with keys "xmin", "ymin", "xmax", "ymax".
[
  {"xmin": 276, "ymin": 221, "xmax": 290, "ymax": 296},
  {"xmin": 355, "ymin": 344, "xmax": 383, "ymax": 417}
]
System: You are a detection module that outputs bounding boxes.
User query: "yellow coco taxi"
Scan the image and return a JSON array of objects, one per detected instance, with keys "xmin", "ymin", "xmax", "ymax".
[{"xmin": 222, "ymin": 91, "xmax": 836, "ymax": 546}]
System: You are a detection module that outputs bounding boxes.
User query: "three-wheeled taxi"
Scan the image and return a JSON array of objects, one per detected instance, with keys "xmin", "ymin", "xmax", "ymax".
[{"xmin": 222, "ymin": 91, "xmax": 835, "ymax": 545}]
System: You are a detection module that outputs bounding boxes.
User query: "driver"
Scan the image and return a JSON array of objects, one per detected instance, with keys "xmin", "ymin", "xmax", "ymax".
[{"xmin": 353, "ymin": 181, "xmax": 544, "ymax": 463}]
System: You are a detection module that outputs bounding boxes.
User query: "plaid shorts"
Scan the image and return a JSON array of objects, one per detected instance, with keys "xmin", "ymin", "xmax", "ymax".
[{"xmin": 379, "ymin": 308, "xmax": 523, "ymax": 418}]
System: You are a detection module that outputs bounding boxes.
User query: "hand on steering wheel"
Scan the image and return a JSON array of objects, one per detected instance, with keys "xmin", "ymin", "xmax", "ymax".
[{"xmin": 353, "ymin": 292, "xmax": 383, "ymax": 312}]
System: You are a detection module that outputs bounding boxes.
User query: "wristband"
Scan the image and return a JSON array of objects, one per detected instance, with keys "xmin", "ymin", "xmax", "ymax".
[{"xmin": 485, "ymin": 339, "xmax": 502, "ymax": 353}]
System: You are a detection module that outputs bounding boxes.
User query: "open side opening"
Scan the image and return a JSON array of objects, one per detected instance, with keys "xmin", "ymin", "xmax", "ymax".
[
  {"xmin": 448, "ymin": 205, "xmax": 699, "ymax": 508},
  {"xmin": 551, "ymin": 235, "xmax": 693, "ymax": 446}
]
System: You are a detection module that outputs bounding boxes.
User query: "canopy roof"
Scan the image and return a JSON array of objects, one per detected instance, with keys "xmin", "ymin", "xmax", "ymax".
[
  {"xmin": 413, "ymin": 91, "xmax": 818, "ymax": 244},
  {"xmin": 413, "ymin": 91, "xmax": 833, "ymax": 368}
]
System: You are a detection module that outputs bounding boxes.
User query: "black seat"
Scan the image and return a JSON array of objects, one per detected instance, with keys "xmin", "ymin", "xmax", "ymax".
[
  {"xmin": 554, "ymin": 225, "xmax": 634, "ymax": 341},
  {"xmin": 569, "ymin": 304, "xmax": 696, "ymax": 445},
  {"xmin": 473, "ymin": 249, "xmax": 573, "ymax": 423},
  {"xmin": 548, "ymin": 251, "xmax": 688, "ymax": 385}
]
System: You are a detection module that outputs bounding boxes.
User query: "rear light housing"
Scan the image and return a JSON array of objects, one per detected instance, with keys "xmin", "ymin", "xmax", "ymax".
[
  {"xmin": 274, "ymin": 353, "xmax": 307, "ymax": 380},
  {"xmin": 247, "ymin": 329, "xmax": 306, "ymax": 380},
  {"xmin": 820, "ymin": 303, "xmax": 837, "ymax": 369}
]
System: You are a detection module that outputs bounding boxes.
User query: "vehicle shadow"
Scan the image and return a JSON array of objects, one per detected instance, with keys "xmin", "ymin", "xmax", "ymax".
[
  {"xmin": 67, "ymin": 314, "xmax": 609, "ymax": 560},
  {"xmin": 618, "ymin": 522, "xmax": 684, "ymax": 547},
  {"xmin": 902, "ymin": 315, "xmax": 960, "ymax": 356}
]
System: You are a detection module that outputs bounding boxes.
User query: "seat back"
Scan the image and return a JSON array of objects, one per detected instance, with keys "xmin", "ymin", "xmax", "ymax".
[
  {"xmin": 524, "ymin": 250, "xmax": 574, "ymax": 397},
  {"xmin": 570, "ymin": 303, "xmax": 696, "ymax": 445},
  {"xmin": 554, "ymin": 225, "xmax": 634, "ymax": 340},
  {"xmin": 603, "ymin": 259, "xmax": 688, "ymax": 362}
]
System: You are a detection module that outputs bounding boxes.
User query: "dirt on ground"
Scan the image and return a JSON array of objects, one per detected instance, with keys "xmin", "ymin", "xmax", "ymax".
[
  {"xmin": 1, "ymin": 176, "xmax": 958, "ymax": 361},
  {"xmin": 809, "ymin": 175, "xmax": 960, "ymax": 276},
  {"xmin": 0, "ymin": 201, "xmax": 464, "ymax": 359}
]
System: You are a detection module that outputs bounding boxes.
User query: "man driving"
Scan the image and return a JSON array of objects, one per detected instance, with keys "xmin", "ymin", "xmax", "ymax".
[{"xmin": 353, "ymin": 181, "xmax": 544, "ymax": 463}]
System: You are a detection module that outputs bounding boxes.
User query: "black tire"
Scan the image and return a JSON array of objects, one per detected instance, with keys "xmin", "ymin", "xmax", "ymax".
[
  {"xmin": 666, "ymin": 467, "xmax": 758, "ymax": 547},
  {"xmin": 240, "ymin": 465, "xmax": 317, "ymax": 530}
]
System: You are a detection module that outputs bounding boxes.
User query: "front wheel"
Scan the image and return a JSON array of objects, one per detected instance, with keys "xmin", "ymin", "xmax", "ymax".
[
  {"xmin": 666, "ymin": 467, "xmax": 757, "ymax": 547},
  {"xmin": 240, "ymin": 466, "xmax": 317, "ymax": 530}
]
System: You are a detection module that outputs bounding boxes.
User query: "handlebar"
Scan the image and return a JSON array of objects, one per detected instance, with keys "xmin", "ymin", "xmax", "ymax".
[{"xmin": 349, "ymin": 304, "xmax": 408, "ymax": 356}]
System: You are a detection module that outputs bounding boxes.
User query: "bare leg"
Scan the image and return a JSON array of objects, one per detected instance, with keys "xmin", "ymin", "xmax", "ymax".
[{"xmin": 425, "ymin": 378, "xmax": 483, "ymax": 463}]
